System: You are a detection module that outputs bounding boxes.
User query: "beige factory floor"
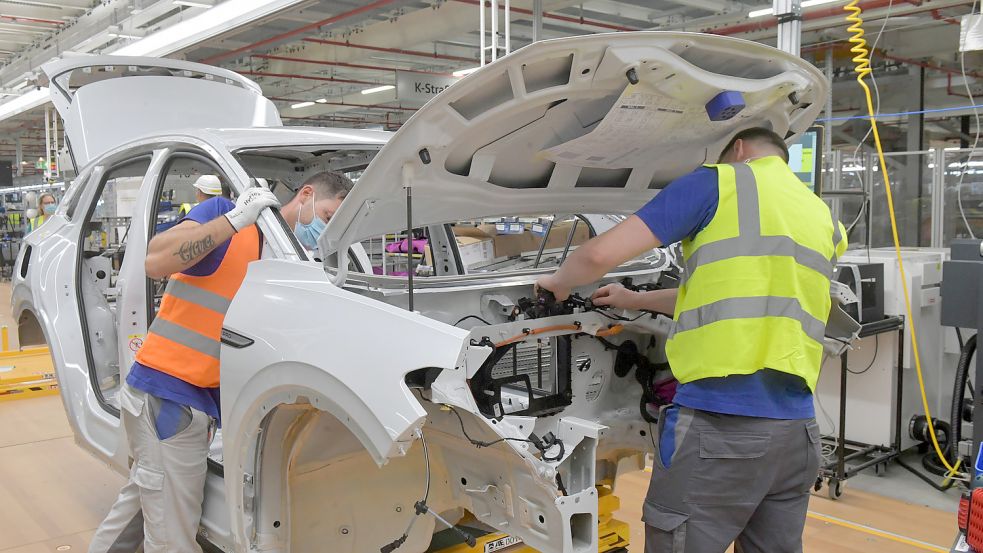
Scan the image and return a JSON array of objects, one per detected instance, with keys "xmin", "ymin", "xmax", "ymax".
[{"xmin": 0, "ymin": 282, "xmax": 962, "ymax": 553}]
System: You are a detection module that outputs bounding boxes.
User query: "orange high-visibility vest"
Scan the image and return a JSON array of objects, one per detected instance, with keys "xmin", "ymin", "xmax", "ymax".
[{"xmin": 135, "ymin": 226, "xmax": 260, "ymax": 388}]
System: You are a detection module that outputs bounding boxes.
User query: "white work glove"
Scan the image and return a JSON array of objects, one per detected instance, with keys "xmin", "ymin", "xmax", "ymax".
[{"xmin": 224, "ymin": 187, "xmax": 280, "ymax": 232}]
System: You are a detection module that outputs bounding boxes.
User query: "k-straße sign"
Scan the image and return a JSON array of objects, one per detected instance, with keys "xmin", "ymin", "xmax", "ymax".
[{"xmin": 395, "ymin": 71, "xmax": 458, "ymax": 103}]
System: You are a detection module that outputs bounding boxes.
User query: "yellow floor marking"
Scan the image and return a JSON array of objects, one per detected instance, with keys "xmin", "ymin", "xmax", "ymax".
[{"xmin": 807, "ymin": 511, "xmax": 948, "ymax": 552}]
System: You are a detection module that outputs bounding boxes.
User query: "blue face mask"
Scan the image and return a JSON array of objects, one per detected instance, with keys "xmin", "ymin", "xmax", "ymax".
[
  {"xmin": 294, "ymin": 193, "xmax": 327, "ymax": 250},
  {"xmin": 43, "ymin": 204, "xmax": 56, "ymax": 215}
]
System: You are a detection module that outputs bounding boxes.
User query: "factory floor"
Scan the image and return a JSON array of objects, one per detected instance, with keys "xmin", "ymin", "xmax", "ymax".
[{"xmin": 0, "ymin": 281, "xmax": 962, "ymax": 553}]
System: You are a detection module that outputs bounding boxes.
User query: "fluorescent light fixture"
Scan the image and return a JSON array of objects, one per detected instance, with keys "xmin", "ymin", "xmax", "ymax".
[
  {"xmin": 360, "ymin": 85, "xmax": 395, "ymax": 95},
  {"xmin": 0, "ymin": 88, "xmax": 48, "ymax": 120},
  {"xmin": 801, "ymin": 0, "xmax": 842, "ymax": 6},
  {"xmin": 291, "ymin": 101, "xmax": 315, "ymax": 109},
  {"xmin": 114, "ymin": 0, "xmax": 305, "ymax": 57},
  {"xmin": 173, "ymin": 0, "xmax": 214, "ymax": 7},
  {"xmin": 109, "ymin": 33, "xmax": 144, "ymax": 40},
  {"xmin": 315, "ymin": 98, "xmax": 328, "ymax": 103},
  {"xmin": 748, "ymin": 7, "xmax": 774, "ymax": 17},
  {"xmin": 452, "ymin": 67, "xmax": 480, "ymax": 77}
]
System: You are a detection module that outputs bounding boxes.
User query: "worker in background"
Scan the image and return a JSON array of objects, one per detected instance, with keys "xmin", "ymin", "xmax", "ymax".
[
  {"xmin": 87, "ymin": 184, "xmax": 280, "ymax": 553},
  {"xmin": 179, "ymin": 174, "xmax": 229, "ymax": 216},
  {"xmin": 26, "ymin": 193, "xmax": 56, "ymax": 233},
  {"xmin": 280, "ymin": 171, "xmax": 354, "ymax": 250},
  {"xmin": 537, "ymin": 127, "xmax": 848, "ymax": 553}
]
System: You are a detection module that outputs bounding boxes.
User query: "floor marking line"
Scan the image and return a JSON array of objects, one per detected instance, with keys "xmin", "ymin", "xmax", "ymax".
[{"xmin": 807, "ymin": 511, "xmax": 948, "ymax": 552}]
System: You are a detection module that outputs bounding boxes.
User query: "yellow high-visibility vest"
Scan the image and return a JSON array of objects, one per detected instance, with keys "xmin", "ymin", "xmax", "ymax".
[{"xmin": 665, "ymin": 156, "xmax": 848, "ymax": 391}]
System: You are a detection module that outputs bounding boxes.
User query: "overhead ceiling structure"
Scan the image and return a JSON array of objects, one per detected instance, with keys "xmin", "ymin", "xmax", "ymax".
[{"xmin": 0, "ymin": 0, "xmax": 979, "ymax": 174}]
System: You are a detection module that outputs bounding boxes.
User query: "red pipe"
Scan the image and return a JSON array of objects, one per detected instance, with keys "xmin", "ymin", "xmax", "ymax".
[
  {"xmin": 302, "ymin": 38, "xmax": 477, "ymax": 63},
  {"xmin": 706, "ymin": 0, "xmax": 921, "ymax": 36},
  {"xmin": 200, "ymin": 0, "xmax": 399, "ymax": 64},
  {"xmin": 930, "ymin": 8, "xmax": 962, "ymax": 25},
  {"xmin": 879, "ymin": 52, "xmax": 983, "ymax": 79},
  {"xmin": 281, "ymin": 115, "xmax": 392, "ymax": 124},
  {"xmin": 453, "ymin": 0, "xmax": 638, "ymax": 32},
  {"xmin": 0, "ymin": 14, "xmax": 63, "ymax": 26},
  {"xmin": 270, "ymin": 97, "xmax": 418, "ymax": 112},
  {"xmin": 251, "ymin": 54, "xmax": 456, "ymax": 77},
  {"xmin": 239, "ymin": 71, "xmax": 380, "ymax": 86}
]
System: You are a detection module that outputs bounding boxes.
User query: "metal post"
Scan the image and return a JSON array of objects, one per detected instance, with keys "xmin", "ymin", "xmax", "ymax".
[
  {"xmin": 774, "ymin": 0, "xmax": 802, "ymax": 56},
  {"xmin": 43, "ymin": 105, "xmax": 52, "ymax": 181},
  {"xmin": 504, "ymin": 0, "xmax": 510, "ymax": 54},
  {"xmin": 906, "ymin": 67, "xmax": 925, "ymax": 246},
  {"xmin": 406, "ymin": 186, "xmax": 414, "ymax": 312},
  {"xmin": 932, "ymin": 147, "xmax": 945, "ymax": 248},
  {"xmin": 14, "ymin": 137, "xmax": 22, "ymax": 177},
  {"xmin": 865, "ymin": 151, "xmax": 874, "ymax": 248},
  {"xmin": 824, "ymin": 48, "xmax": 834, "ymax": 171},
  {"xmin": 480, "ymin": 0, "xmax": 486, "ymax": 66},
  {"xmin": 490, "ymin": 0, "xmax": 498, "ymax": 62},
  {"xmin": 532, "ymin": 0, "xmax": 543, "ymax": 42}
]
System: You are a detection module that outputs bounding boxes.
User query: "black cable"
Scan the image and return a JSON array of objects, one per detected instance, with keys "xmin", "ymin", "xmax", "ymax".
[
  {"xmin": 446, "ymin": 406, "xmax": 563, "ymax": 460},
  {"xmin": 846, "ymin": 335, "xmax": 878, "ymax": 374},
  {"xmin": 453, "ymin": 315, "xmax": 493, "ymax": 327},
  {"xmin": 446, "ymin": 405, "xmax": 536, "ymax": 449},
  {"xmin": 421, "ymin": 430, "xmax": 431, "ymax": 503},
  {"xmin": 957, "ymin": 327, "xmax": 965, "ymax": 349}
]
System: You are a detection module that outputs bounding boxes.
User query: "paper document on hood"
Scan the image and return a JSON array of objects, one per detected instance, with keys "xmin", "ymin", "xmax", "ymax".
[{"xmin": 539, "ymin": 84, "xmax": 688, "ymax": 169}]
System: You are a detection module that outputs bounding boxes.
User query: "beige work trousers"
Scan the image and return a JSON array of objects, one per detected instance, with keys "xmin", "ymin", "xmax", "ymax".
[{"xmin": 88, "ymin": 383, "xmax": 213, "ymax": 553}]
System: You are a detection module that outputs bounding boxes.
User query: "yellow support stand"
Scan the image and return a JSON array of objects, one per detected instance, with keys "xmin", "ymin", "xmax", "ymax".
[
  {"xmin": 431, "ymin": 486, "xmax": 629, "ymax": 553},
  {"xmin": 0, "ymin": 346, "xmax": 58, "ymax": 401}
]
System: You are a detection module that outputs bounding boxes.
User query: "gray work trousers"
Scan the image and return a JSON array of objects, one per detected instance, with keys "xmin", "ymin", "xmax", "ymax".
[
  {"xmin": 88, "ymin": 383, "xmax": 213, "ymax": 553},
  {"xmin": 644, "ymin": 407, "xmax": 822, "ymax": 553}
]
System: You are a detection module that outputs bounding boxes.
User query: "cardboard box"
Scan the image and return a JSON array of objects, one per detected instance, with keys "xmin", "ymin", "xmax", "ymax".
[
  {"xmin": 457, "ymin": 236, "xmax": 495, "ymax": 268},
  {"xmin": 453, "ymin": 221, "xmax": 591, "ymax": 260}
]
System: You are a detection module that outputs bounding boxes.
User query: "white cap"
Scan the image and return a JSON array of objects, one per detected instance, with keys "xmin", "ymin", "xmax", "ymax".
[{"xmin": 193, "ymin": 175, "xmax": 223, "ymax": 196}]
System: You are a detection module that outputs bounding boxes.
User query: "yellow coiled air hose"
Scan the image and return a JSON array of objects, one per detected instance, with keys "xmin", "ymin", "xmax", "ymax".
[{"xmin": 844, "ymin": 1, "xmax": 962, "ymax": 475}]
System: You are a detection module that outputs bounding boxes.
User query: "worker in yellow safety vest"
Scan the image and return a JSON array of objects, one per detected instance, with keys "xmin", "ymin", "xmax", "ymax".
[
  {"xmin": 27, "ymin": 193, "xmax": 56, "ymax": 233},
  {"xmin": 87, "ymin": 178, "xmax": 280, "ymax": 553},
  {"xmin": 537, "ymin": 127, "xmax": 848, "ymax": 553}
]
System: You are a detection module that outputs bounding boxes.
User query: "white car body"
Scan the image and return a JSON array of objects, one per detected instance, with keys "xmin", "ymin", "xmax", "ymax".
[{"xmin": 14, "ymin": 33, "xmax": 827, "ymax": 553}]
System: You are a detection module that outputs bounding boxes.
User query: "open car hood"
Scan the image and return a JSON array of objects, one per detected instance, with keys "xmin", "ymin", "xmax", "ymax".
[
  {"xmin": 41, "ymin": 56, "xmax": 280, "ymax": 168},
  {"xmin": 320, "ymin": 31, "xmax": 827, "ymax": 257}
]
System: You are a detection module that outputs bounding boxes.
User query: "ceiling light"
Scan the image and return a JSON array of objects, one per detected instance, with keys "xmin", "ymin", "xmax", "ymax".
[
  {"xmin": 113, "ymin": 0, "xmax": 303, "ymax": 57},
  {"xmin": 291, "ymin": 101, "xmax": 315, "ymax": 109},
  {"xmin": 360, "ymin": 85, "xmax": 395, "ymax": 95},
  {"xmin": 748, "ymin": 7, "xmax": 774, "ymax": 17},
  {"xmin": 315, "ymin": 98, "xmax": 328, "ymax": 103},
  {"xmin": 173, "ymin": 0, "xmax": 214, "ymax": 7},
  {"xmin": 0, "ymin": 88, "xmax": 47, "ymax": 120},
  {"xmin": 452, "ymin": 67, "xmax": 480, "ymax": 77},
  {"xmin": 801, "ymin": 0, "xmax": 842, "ymax": 6},
  {"xmin": 108, "ymin": 33, "xmax": 143, "ymax": 40}
]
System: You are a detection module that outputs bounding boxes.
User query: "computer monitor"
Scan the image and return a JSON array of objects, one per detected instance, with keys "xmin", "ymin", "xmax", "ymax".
[{"xmin": 788, "ymin": 125, "xmax": 823, "ymax": 196}]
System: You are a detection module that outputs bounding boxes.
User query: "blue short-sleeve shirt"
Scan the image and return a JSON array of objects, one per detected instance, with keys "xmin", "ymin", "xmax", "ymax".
[
  {"xmin": 127, "ymin": 196, "xmax": 237, "ymax": 426},
  {"xmin": 635, "ymin": 166, "xmax": 815, "ymax": 421}
]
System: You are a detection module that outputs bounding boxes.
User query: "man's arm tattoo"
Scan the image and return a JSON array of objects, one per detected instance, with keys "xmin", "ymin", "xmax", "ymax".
[{"xmin": 174, "ymin": 235, "xmax": 215, "ymax": 263}]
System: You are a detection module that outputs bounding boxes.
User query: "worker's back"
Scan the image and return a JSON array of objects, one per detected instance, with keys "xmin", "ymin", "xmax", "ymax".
[{"xmin": 667, "ymin": 155, "xmax": 847, "ymax": 390}]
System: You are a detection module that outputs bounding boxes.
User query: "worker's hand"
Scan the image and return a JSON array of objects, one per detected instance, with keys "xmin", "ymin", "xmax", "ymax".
[
  {"xmin": 535, "ymin": 274, "xmax": 571, "ymax": 302},
  {"xmin": 225, "ymin": 188, "xmax": 280, "ymax": 232},
  {"xmin": 591, "ymin": 283, "xmax": 642, "ymax": 310}
]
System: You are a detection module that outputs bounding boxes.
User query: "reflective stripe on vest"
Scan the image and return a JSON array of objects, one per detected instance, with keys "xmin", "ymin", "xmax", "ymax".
[
  {"xmin": 665, "ymin": 158, "xmax": 845, "ymax": 391},
  {"xmin": 135, "ymin": 225, "xmax": 259, "ymax": 388}
]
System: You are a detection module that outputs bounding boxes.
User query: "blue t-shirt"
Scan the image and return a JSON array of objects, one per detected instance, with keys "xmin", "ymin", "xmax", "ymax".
[
  {"xmin": 126, "ymin": 196, "xmax": 236, "ymax": 426},
  {"xmin": 635, "ymin": 166, "xmax": 815, "ymax": 421}
]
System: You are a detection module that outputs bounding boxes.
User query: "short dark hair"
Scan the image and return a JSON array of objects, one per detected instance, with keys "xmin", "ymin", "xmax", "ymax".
[
  {"xmin": 719, "ymin": 127, "xmax": 790, "ymax": 163},
  {"xmin": 302, "ymin": 171, "xmax": 355, "ymax": 199}
]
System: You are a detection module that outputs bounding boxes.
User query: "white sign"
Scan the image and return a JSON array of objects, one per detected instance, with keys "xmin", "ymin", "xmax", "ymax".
[
  {"xmin": 483, "ymin": 535, "xmax": 523, "ymax": 553},
  {"xmin": 396, "ymin": 71, "xmax": 457, "ymax": 103}
]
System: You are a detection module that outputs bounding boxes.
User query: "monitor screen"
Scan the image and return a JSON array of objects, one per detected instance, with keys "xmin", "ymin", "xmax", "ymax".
[{"xmin": 788, "ymin": 126, "xmax": 823, "ymax": 196}]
